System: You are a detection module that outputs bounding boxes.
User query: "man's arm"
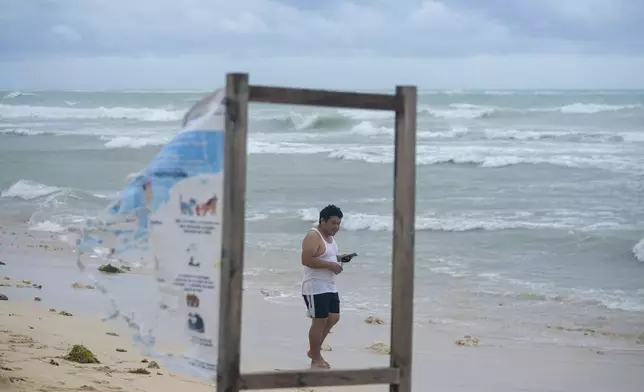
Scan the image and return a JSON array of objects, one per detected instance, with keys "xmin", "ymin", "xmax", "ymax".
[{"xmin": 301, "ymin": 231, "xmax": 335, "ymax": 270}]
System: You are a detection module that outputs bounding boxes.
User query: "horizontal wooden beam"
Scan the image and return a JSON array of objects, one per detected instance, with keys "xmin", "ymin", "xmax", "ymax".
[
  {"xmin": 239, "ymin": 367, "xmax": 400, "ymax": 390},
  {"xmin": 249, "ymin": 85, "xmax": 399, "ymax": 111}
]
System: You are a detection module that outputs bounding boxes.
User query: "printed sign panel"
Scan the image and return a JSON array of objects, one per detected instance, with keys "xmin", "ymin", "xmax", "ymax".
[{"xmin": 73, "ymin": 89, "xmax": 226, "ymax": 380}]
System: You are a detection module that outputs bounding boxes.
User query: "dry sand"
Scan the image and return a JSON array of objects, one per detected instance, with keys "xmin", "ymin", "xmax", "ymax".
[
  {"xmin": 0, "ymin": 300, "xmax": 382, "ymax": 392},
  {"xmin": 0, "ymin": 300, "xmax": 215, "ymax": 392}
]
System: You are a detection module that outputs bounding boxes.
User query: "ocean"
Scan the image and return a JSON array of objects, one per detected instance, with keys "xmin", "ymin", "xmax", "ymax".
[{"xmin": 1, "ymin": 89, "xmax": 643, "ymax": 349}]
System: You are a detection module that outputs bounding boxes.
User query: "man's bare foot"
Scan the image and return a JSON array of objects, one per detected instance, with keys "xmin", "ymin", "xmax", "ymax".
[
  {"xmin": 307, "ymin": 350, "xmax": 330, "ymax": 368},
  {"xmin": 310, "ymin": 358, "xmax": 330, "ymax": 369}
]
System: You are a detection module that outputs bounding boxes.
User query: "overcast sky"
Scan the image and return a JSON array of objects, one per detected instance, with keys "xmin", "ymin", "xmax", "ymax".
[{"xmin": 1, "ymin": 0, "xmax": 643, "ymax": 90}]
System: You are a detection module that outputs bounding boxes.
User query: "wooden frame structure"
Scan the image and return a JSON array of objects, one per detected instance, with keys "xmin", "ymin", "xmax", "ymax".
[{"xmin": 217, "ymin": 73, "xmax": 417, "ymax": 392}]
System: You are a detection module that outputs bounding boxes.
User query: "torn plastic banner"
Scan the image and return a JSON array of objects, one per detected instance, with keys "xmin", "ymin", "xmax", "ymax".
[{"xmin": 73, "ymin": 88, "xmax": 225, "ymax": 381}]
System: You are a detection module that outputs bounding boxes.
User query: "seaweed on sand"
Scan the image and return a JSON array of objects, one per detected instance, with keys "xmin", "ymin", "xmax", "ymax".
[
  {"xmin": 98, "ymin": 264, "xmax": 124, "ymax": 274},
  {"xmin": 64, "ymin": 345, "xmax": 100, "ymax": 364}
]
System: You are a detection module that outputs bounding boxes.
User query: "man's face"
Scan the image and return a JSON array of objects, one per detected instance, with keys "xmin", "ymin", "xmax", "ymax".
[{"xmin": 321, "ymin": 216, "xmax": 342, "ymax": 236}]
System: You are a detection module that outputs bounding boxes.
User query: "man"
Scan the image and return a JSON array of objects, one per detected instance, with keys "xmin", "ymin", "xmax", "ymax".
[{"xmin": 300, "ymin": 204, "xmax": 344, "ymax": 369}]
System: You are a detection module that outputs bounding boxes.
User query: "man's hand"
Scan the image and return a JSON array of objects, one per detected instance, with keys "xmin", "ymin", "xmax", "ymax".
[{"xmin": 327, "ymin": 262, "xmax": 343, "ymax": 275}]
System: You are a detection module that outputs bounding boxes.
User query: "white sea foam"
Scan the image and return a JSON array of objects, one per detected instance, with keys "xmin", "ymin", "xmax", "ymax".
[
  {"xmin": 6, "ymin": 122, "xmax": 640, "ymax": 149},
  {"xmin": 415, "ymin": 102, "xmax": 642, "ymax": 120},
  {"xmin": 346, "ymin": 124, "xmax": 640, "ymax": 144},
  {"xmin": 286, "ymin": 112, "xmax": 323, "ymax": 130},
  {"xmin": 0, "ymin": 179, "xmax": 114, "ymax": 203},
  {"xmin": 2, "ymin": 91, "xmax": 36, "ymax": 100},
  {"xmin": 558, "ymin": 103, "xmax": 642, "ymax": 114},
  {"xmin": 246, "ymin": 213, "xmax": 268, "ymax": 222},
  {"xmin": 0, "ymin": 104, "xmax": 185, "ymax": 122},
  {"xmin": 243, "ymin": 139, "xmax": 640, "ymax": 173},
  {"xmin": 0, "ymin": 128, "xmax": 47, "ymax": 136},
  {"xmin": 295, "ymin": 208, "xmax": 609, "ymax": 232},
  {"xmin": 101, "ymin": 135, "xmax": 170, "ymax": 148},
  {"xmin": 481, "ymin": 128, "xmax": 630, "ymax": 143},
  {"xmin": 248, "ymin": 140, "xmax": 332, "ymax": 155},
  {"xmin": 417, "ymin": 127, "xmax": 470, "ymax": 139},
  {"xmin": 0, "ymin": 125, "xmax": 176, "ymax": 140},
  {"xmin": 349, "ymin": 121, "xmax": 393, "ymax": 136},
  {"xmin": 0, "ymin": 179, "xmax": 62, "ymax": 200},
  {"xmin": 326, "ymin": 143, "xmax": 638, "ymax": 173},
  {"xmin": 633, "ymin": 238, "xmax": 644, "ymax": 263},
  {"xmin": 336, "ymin": 109, "xmax": 393, "ymax": 121},
  {"xmin": 478, "ymin": 274, "xmax": 644, "ymax": 312},
  {"xmin": 29, "ymin": 220, "xmax": 67, "ymax": 233}
]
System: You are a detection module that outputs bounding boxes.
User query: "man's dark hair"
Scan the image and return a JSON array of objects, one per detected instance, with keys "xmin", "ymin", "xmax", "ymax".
[{"xmin": 319, "ymin": 204, "xmax": 343, "ymax": 223}]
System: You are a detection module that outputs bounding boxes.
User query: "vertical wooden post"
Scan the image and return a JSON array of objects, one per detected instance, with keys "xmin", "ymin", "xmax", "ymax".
[
  {"xmin": 389, "ymin": 86, "xmax": 417, "ymax": 392},
  {"xmin": 217, "ymin": 73, "xmax": 250, "ymax": 392}
]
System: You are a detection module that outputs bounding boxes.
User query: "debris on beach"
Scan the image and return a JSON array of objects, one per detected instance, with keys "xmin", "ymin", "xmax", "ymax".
[
  {"xmin": 49, "ymin": 359, "xmax": 59, "ymax": 366},
  {"xmin": 260, "ymin": 288, "xmax": 280, "ymax": 297},
  {"xmin": 128, "ymin": 368, "xmax": 151, "ymax": 375},
  {"xmin": 141, "ymin": 358, "xmax": 149, "ymax": 363},
  {"xmin": 11, "ymin": 281, "xmax": 42, "ymax": 289},
  {"xmin": 366, "ymin": 341, "xmax": 391, "ymax": 354},
  {"xmin": 547, "ymin": 325, "xmax": 595, "ymax": 333},
  {"xmin": 321, "ymin": 343, "xmax": 332, "ymax": 352},
  {"xmin": 455, "ymin": 335, "xmax": 480, "ymax": 347},
  {"xmin": 59, "ymin": 311, "xmax": 73, "ymax": 317},
  {"xmin": 34, "ymin": 297, "xmax": 41, "ymax": 302},
  {"xmin": 116, "ymin": 348, "xmax": 127, "ymax": 352},
  {"xmin": 545, "ymin": 324, "xmax": 620, "ymax": 338},
  {"xmin": 98, "ymin": 264, "xmax": 124, "ymax": 274},
  {"xmin": 49, "ymin": 308, "xmax": 56, "ymax": 312},
  {"xmin": 364, "ymin": 316, "xmax": 385, "ymax": 325},
  {"xmin": 0, "ymin": 294, "xmax": 7, "ymax": 301},
  {"xmin": 106, "ymin": 332, "xmax": 119, "ymax": 337},
  {"xmin": 147, "ymin": 361, "xmax": 160, "ymax": 369},
  {"xmin": 0, "ymin": 262, "xmax": 5, "ymax": 266},
  {"xmin": 64, "ymin": 345, "xmax": 100, "ymax": 364},
  {"xmin": 3, "ymin": 277, "xmax": 10, "ymax": 280},
  {"xmin": 72, "ymin": 282, "xmax": 95, "ymax": 289},
  {"xmin": 8, "ymin": 334, "xmax": 35, "ymax": 345}
]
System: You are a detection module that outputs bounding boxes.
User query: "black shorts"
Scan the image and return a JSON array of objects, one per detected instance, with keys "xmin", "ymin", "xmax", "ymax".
[{"xmin": 302, "ymin": 292, "xmax": 340, "ymax": 319}]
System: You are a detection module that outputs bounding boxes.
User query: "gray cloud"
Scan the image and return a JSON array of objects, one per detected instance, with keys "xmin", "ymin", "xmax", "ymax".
[
  {"xmin": 1, "ymin": 0, "xmax": 643, "ymax": 89},
  {"xmin": 452, "ymin": 0, "xmax": 644, "ymax": 54},
  {"xmin": 1, "ymin": 0, "xmax": 643, "ymax": 61}
]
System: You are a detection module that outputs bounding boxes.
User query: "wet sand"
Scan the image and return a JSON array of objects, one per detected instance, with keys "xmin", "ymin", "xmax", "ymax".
[{"xmin": 1, "ymin": 225, "xmax": 644, "ymax": 391}]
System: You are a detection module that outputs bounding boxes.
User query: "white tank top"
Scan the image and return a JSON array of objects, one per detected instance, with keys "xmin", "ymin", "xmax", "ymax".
[{"xmin": 301, "ymin": 228, "xmax": 340, "ymax": 295}]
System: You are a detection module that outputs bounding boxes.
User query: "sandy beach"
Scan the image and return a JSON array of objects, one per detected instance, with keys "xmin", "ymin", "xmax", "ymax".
[{"xmin": 1, "ymin": 225, "xmax": 644, "ymax": 392}]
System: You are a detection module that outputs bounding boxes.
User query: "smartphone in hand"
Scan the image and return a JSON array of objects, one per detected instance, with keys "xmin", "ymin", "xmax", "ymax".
[{"xmin": 339, "ymin": 253, "xmax": 358, "ymax": 263}]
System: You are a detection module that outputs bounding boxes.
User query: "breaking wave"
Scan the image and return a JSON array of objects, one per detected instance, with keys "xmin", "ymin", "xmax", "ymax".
[
  {"xmin": 0, "ymin": 104, "xmax": 185, "ymax": 122},
  {"xmin": 2, "ymin": 100, "xmax": 641, "ymax": 126},
  {"xmin": 633, "ymin": 238, "xmax": 644, "ymax": 263},
  {"xmin": 296, "ymin": 208, "xmax": 625, "ymax": 233}
]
